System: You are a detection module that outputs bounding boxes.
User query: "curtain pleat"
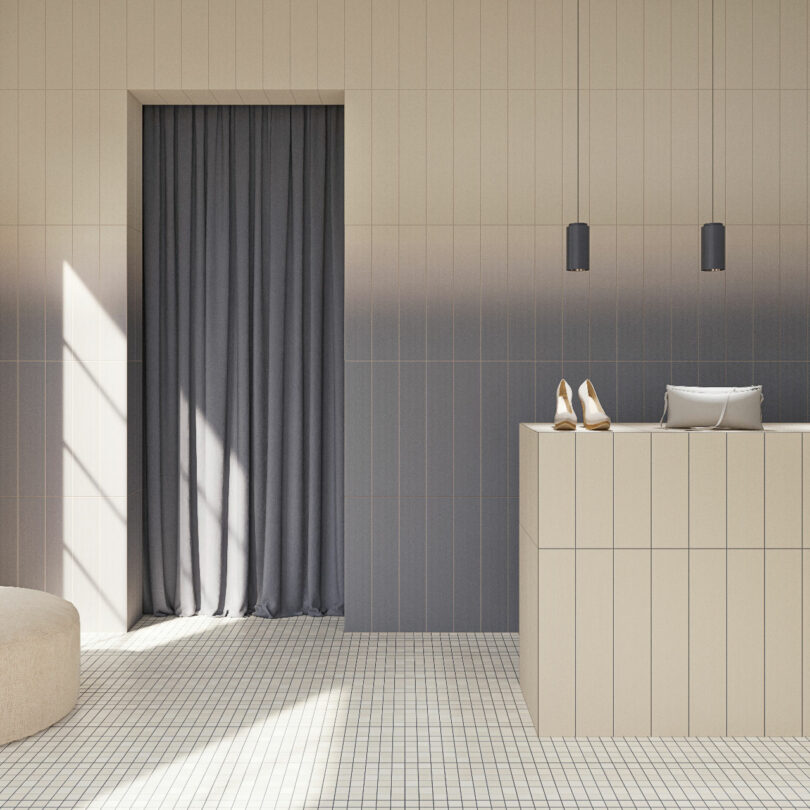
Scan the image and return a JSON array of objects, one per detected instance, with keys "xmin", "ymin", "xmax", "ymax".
[{"xmin": 143, "ymin": 105, "xmax": 344, "ymax": 618}]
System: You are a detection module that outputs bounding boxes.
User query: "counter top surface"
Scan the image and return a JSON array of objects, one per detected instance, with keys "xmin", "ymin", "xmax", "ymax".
[{"xmin": 521, "ymin": 422, "xmax": 810, "ymax": 433}]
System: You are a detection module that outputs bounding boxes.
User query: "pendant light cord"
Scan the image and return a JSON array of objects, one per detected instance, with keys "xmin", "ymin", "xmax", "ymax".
[
  {"xmin": 572, "ymin": 0, "xmax": 576, "ymax": 221},
  {"xmin": 711, "ymin": 0, "xmax": 714, "ymax": 222}
]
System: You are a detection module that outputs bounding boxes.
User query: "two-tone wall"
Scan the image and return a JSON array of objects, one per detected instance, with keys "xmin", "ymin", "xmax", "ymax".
[{"xmin": 0, "ymin": 1, "xmax": 809, "ymax": 631}]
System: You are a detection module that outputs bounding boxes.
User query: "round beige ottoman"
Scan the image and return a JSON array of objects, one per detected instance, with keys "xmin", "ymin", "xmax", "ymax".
[{"xmin": 0, "ymin": 587, "xmax": 80, "ymax": 746}]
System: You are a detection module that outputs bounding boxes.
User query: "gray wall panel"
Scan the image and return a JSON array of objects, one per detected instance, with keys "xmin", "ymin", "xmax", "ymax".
[
  {"xmin": 535, "ymin": 227, "xmax": 563, "ymax": 361},
  {"xmin": 398, "ymin": 227, "xmax": 426, "ymax": 362},
  {"xmin": 399, "ymin": 498, "xmax": 426, "ymax": 631},
  {"xmin": 18, "ymin": 496, "xmax": 44, "ymax": 590},
  {"xmin": 426, "ymin": 227, "xmax": 453, "ymax": 361},
  {"xmin": 345, "ymin": 362, "xmax": 372, "ymax": 497},
  {"xmin": 481, "ymin": 363, "xmax": 508, "ymax": 497},
  {"xmin": 344, "ymin": 497, "xmax": 371, "ymax": 631},
  {"xmin": 508, "ymin": 227, "xmax": 535, "ymax": 361},
  {"xmin": 453, "ymin": 362, "xmax": 480, "ymax": 497},
  {"xmin": 617, "ymin": 363, "xmax": 644, "ymax": 422},
  {"xmin": 507, "ymin": 497, "xmax": 519, "ymax": 632},
  {"xmin": 371, "ymin": 363, "xmax": 399, "ymax": 497},
  {"xmin": 371, "ymin": 227, "xmax": 399, "ymax": 362},
  {"xmin": 399, "ymin": 363, "xmax": 426, "ymax": 497},
  {"xmin": 507, "ymin": 363, "xmax": 535, "ymax": 498},
  {"xmin": 482, "ymin": 227, "xmax": 509, "ymax": 360},
  {"xmin": 453, "ymin": 227, "xmax": 481, "ymax": 362},
  {"xmin": 426, "ymin": 497, "xmax": 454, "ymax": 632},
  {"xmin": 372, "ymin": 497, "xmax": 399, "ymax": 631},
  {"xmin": 535, "ymin": 363, "xmax": 563, "ymax": 427},
  {"xmin": 562, "ymin": 275, "xmax": 590, "ymax": 361},
  {"xmin": 18, "ymin": 363, "xmax": 44, "ymax": 497},
  {"xmin": 779, "ymin": 363, "xmax": 808, "ymax": 422},
  {"xmin": 453, "ymin": 498, "xmax": 481, "ymax": 631},
  {"xmin": 0, "ymin": 364, "xmax": 17, "ymax": 497},
  {"xmin": 481, "ymin": 497, "xmax": 508, "ymax": 632},
  {"xmin": 0, "ymin": 497, "xmax": 17, "ymax": 587},
  {"xmin": 426, "ymin": 362, "xmax": 453, "ymax": 498}
]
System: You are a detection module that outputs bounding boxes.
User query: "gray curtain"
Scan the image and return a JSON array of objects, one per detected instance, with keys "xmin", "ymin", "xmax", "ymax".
[{"xmin": 142, "ymin": 105, "xmax": 344, "ymax": 618}]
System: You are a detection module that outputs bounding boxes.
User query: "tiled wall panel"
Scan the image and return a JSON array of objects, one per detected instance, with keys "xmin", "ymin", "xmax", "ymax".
[{"xmin": 1, "ymin": 1, "xmax": 809, "ymax": 632}]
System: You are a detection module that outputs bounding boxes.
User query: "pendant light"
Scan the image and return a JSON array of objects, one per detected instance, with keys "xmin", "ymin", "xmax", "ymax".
[
  {"xmin": 566, "ymin": 0, "xmax": 589, "ymax": 272},
  {"xmin": 701, "ymin": 0, "xmax": 725, "ymax": 271}
]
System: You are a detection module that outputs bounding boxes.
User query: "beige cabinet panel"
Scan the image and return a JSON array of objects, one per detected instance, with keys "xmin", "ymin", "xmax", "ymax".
[
  {"xmin": 689, "ymin": 549, "xmax": 726, "ymax": 735},
  {"xmin": 765, "ymin": 433, "xmax": 802, "ymax": 548},
  {"xmin": 538, "ymin": 549, "xmax": 575, "ymax": 736},
  {"xmin": 651, "ymin": 548, "xmax": 688, "ymax": 735},
  {"xmin": 765, "ymin": 549, "xmax": 802, "ymax": 735},
  {"xmin": 727, "ymin": 549, "xmax": 764, "ymax": 735},
  {"xmin": 537, "ymin": 433, "xmax": 575, "ymax": 549},
  {"xmin": 651, "ymin": 433, "xmax": 688, "ymax": 548},
  {"xmin": 576, "ymin": 433, "xmax": 613, "ymax": 548},
  {"xmin": 727, "ymin": 433, "xmax": 764, "ymax": 548},
  {"xmin": 689, "ymin": 433, "xmax": 726, "ymax": 549},
  {"xmin": 614, "ymin": 433, "xmax": 651, "ymax": 548},
  {"xmin": 519, "ymin": 529, "xmax": 539, "ymax": 732},
  {"xmin": 802, "ymin": 433, "xmax": 810, "ymax": 548},
  {"xmin": 576, "ymin": 550, "xmax": 613, "ymax": 735},
  {"xmin": 519, "ymin": 426, "xmax": 539, "ymax": 544},
  {"xmin": 521, "ymin": 425, "xmax": 808, "ymax": 738},
  {"xmin": 804, "ymin": 555, "xmax": 810, "ymax": 734},
  {"xmin": 614, "ymin": 549, "xmax": 651, "ymax": 735}
]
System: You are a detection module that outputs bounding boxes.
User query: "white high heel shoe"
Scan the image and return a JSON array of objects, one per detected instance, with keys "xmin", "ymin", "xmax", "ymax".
[
  {"xmin": 578, "ymin": 379, "xmax": 611, "ymax": 430},
  {"xmin": 553, "ymin": 379, "xmax": 577, "ymax": 431}
]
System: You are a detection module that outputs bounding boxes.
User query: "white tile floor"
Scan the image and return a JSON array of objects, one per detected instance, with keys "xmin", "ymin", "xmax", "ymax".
[{"xmin": 0, "ymin": 616, "xmax": 809, "ymax": 809}]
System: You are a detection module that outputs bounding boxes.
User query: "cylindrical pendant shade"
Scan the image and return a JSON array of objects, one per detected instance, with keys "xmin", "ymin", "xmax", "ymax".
[
  {"xmin": 566, "ymin": 222, "xmax": 589, "ymax": 272},
  {"xmin": 701, "ymin": 222, "xmax": 725, "ymax": 271}
]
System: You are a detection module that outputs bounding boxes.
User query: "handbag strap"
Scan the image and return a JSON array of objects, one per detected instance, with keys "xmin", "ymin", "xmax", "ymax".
[
  {"xmin": 658, "ymin": 391, "xmax": 669, "ymax": 428},
  {"xmin": 705, "ymin": 391, "xmax": 732, "ymax": 430}
]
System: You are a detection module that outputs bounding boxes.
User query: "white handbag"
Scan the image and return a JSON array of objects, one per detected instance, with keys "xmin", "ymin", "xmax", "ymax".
[{"xmin": 659, "ymin": 385, "xmax": 764, "ymax": 430}]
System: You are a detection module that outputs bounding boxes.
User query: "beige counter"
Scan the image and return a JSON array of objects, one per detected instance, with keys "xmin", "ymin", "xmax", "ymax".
[{"xmin": 519, "ymin": 423, "xmax": 810, "ymax": 737}]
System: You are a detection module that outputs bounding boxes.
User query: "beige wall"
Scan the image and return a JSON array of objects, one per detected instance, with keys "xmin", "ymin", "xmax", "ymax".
[{"xmin": 0, "ymin": 0, "xmax": 807, "ymax": 631}]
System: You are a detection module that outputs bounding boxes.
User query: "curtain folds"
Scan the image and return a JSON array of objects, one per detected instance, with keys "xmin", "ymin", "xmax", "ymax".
[{"xmin": 142, "ymin": 105, "xmax": 344, "ymax": 618}]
